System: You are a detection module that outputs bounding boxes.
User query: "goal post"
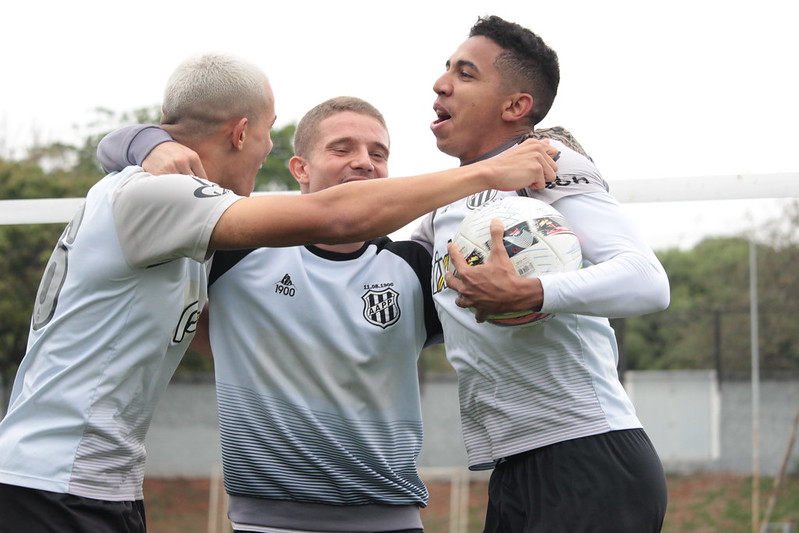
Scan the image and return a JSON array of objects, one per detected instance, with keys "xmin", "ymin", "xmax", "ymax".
[{"xmin": 2, "ymin": 172, "xmax": 798, "ymax": 226}]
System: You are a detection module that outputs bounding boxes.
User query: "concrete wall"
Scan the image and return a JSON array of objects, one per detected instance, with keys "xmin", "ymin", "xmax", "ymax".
[
  {"xmin": 145, "ymin": 379, "xmax": 221, "ymax": 477},
  {"xmin": 716, "ymin": 379, "xmax": 799, "ymax": 475},
  {"xmin": 3, "ymin": 372, "xmax": 798, "ymax": 477},
  {"xmin": 627, "ymin": 370, "xmax": 722, "ymax": 467},
  {"xmin": 627, "ymin": 371, "xmax": 799, "ymax": 475}
]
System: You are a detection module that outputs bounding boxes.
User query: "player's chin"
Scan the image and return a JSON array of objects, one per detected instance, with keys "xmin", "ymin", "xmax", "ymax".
[
  {"xmin": 432, "ymin": 128, "xmax": 453, "ymax": 150},
  {"xmin": 437, "ymin": 139, "xmax": 466, "ymax": 161}
]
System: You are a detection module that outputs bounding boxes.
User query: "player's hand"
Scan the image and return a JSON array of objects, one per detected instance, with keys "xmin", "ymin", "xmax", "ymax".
[
  {"xmin": 142, "ymin": 142, "xmax": 207, "ymax": 178},
  {"xmin": 476, "ymin": 139, "xmax": 559, "ymax": 192},
  {"xmin": 446, "ymin": 219, "xmax": 544, "ymax": 322}
]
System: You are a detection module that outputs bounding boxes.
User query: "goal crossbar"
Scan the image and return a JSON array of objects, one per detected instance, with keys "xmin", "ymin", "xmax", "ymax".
[{"xmin": 2, "ymin": 172, "xmax": 797, "ymax": 226}]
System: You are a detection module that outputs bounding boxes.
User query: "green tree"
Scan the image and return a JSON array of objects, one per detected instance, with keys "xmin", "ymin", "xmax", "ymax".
[
  {"xmin": 620, "ymin": 207, "xmax": 799, "ymax": 380},
  {"xmin": 256, "ymin": 123, "xmax": 298, "ymax": 191},
  {"xmin": 757, "ymin": 200, "xmax": 799, "ymax": 376}
]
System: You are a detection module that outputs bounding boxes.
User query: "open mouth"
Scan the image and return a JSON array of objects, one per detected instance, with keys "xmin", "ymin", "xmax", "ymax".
[
  {"xmin": 432, "ymin": 103, "xmax": 452, "ymax": 126},
  {"xmin": 433, "ymin": 111, "xmax": 451, "ymax": 125}
]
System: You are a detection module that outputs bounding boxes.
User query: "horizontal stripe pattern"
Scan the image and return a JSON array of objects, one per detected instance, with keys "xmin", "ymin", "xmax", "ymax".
[
  {"xmin": 217, "ymin": 382, "xmax": 427, "ymax": 506},
  {"xmin": 69, "ymin": 402, "xmax": 151, "ymax": 500}
]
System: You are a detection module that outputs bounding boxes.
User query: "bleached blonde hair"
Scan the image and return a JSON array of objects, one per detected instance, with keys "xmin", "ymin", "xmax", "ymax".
[{"xmin": 162, "ymin": 52, "xmax": 271, "ymax": 136}]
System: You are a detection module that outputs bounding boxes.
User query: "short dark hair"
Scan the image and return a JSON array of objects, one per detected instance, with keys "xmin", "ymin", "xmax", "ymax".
[
  {"xmin": 294, "ymin": 96, "xmax": 388, "ymax": 158},
  {"xmin": 469, "ymin": 15, "xmax": 560, "ymax": 127}
]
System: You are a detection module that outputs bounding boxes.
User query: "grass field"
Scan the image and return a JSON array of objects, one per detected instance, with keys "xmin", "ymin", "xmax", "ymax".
[{"xmin": 142, "ymin": 473, "xmax": 799, "ymax": 533}]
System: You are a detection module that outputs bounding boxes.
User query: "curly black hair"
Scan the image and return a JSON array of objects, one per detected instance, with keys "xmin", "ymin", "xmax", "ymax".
[{"xmin": 469, "ymin": 15, "xmax": 560, "ymax": 127}]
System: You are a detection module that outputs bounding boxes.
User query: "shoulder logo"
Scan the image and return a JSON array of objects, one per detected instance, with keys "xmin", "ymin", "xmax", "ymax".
[
  {"xmin": 191, "ymin": 176, "xmax": 229, "ymax": 198},
  {"xmin": 275, "ymin": 273, "xmax": 296, "ymax": 297},
  {"xmin": 545, "ymin": 174, "xmax": 591, "ymax": 189},
  {"xmin": 362, "ymin": 287, "xmax": 400, "ymax": 329}
]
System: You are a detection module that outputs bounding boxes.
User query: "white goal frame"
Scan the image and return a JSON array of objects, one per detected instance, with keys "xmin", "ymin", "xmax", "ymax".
[{"xmin": 2, "ymin": 172, "xmax": 798, "ymax": 226}]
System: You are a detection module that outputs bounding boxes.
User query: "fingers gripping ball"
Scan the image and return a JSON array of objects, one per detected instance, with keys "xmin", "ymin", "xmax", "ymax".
[{"xmin": 449, "ymin": 196, "xmax": 583, "ymax": 326}]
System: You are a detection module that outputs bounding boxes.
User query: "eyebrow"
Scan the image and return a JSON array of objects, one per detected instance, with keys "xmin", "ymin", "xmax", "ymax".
[
  {"xmin": 327, "ymin": 137, "xmax": 390, "ymax": 154},
  {"xmin": 445, "ymin": 59, "xmax": 479, "ymax": 72}
]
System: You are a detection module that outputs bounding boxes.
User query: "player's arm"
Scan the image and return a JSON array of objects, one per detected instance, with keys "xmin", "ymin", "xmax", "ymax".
[
  {"xmin": 536, "ymin": 193, "xmax": 669, "ymax": 317},
  {"xmin": 98, "ymin": 125, "xmax": 560, "ymax": 250},
  {"xmin": 97, "ymin": 124, "xmax": 207, "ymax": 177},
  {"xmin": 209, "ymin": 141, "xmax": 558, "ymax": 249}
]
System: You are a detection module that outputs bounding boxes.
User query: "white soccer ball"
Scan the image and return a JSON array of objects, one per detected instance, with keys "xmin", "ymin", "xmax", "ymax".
[{"xmin": 449, "ymin": 195, "xmax": 582, "ymax": 327}]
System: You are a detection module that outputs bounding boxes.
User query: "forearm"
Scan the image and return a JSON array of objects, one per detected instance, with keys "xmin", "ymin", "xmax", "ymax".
[
  {"xmin": 211, "ymin": 165, "xmax": 493, "ymax": 249},
  {"xmin": 540, "ymin": 250, "xmax": 669, "ymax": 317},
  {"xmin": 97, "ymin": 125, "xmax": 172, "ymax": 172},
  {"xmin": 540, "ymin": 193, "xmax": 670, "ymax": 317}
]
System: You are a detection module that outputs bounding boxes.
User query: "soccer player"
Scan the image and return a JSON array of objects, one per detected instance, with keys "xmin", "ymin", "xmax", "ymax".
[
  {"xmin": 414, "ymin": 16, "xmax": 671, "ymax": 532},
  {"xmin": 97, "ymin": 96, "xmax": 441, "ymax": 532},
  {"xmin": 0, "ymin": 52, "xmax": 559, "ymax": 532}
]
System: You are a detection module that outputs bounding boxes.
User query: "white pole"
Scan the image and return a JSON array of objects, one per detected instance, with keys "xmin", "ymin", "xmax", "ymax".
[{"xmin": 749, "ymin": 240, "xmax": 760, "ymax": 533}]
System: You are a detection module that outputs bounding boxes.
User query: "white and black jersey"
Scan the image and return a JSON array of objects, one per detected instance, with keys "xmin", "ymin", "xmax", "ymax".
[
  {"xmin": 207, "ymin": 238, "xmax": 441, "ymax": 531},
  {"xmin": 0, "ymin": 167, "xmax": 241, "ymax": 501},
  {"xmin": 412, "ymin": 140, "xmax": 670, "ymax": 470}
]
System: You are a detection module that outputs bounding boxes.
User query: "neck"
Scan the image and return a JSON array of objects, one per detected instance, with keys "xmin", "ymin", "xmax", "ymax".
[
  {"xmin": 163, "ymin": 124, "xmax": 226, "ymax": 186},
  {"xmin": 314, "ymin": 241, "xmax": 367, "ymax": 254},
  {"xmin": 460, "ymin": 131, "xmax": 533, "ymax": 166}
]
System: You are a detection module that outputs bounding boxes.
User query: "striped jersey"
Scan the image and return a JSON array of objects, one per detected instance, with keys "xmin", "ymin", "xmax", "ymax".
[
  {"xmin": 207, "ymin": 238, "xmax": 441, "ymax": 530},
  {"xmin": 412, "ymin": 139, "xmax": 670, "ymax": 469},
  {"xmin": 0, "ymin": 167, "xmax": 241, "ymax": 500}
]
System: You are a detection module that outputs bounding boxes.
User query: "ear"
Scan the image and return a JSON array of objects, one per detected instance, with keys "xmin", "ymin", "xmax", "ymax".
[
  {"xmin": 230, "ymin": 117, "xmax": 249, "ymax": 150},
  {"xmin": 288, "ymin": 155, "xmax": 310, "ymax": 189},
  {"xmin": 501, "ymin": 93, "xmax": 534, "ymax": 123}
]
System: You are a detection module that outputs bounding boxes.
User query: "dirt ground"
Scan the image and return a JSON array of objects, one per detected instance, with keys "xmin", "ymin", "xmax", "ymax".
[{"xmin": 143, "ymin": 473, "xmax": 799, "ymax": 533}]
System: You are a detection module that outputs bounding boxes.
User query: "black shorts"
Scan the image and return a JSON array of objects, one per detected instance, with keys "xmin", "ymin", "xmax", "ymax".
[
  {"xmin": 483, "ymin": 429, "xmax": 667, "ymax": 533},
  {"xmin": 235, "ymin": 530, "xmax": 424, "ymax": 533},
  {"xmin": 0, "ymin": 483, "xmax": 146, "ymax": 533}
]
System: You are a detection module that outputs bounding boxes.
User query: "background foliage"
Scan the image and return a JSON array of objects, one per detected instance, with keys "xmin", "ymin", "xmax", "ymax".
[{"xmin": 619, "ymin": 206, "xmax": 799, "ymax": 380}]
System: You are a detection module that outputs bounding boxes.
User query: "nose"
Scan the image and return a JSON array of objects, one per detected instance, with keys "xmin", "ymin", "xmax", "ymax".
[
  {"xmin": 350, "ymin": 147, "xmax": 374, "ymax": 172},
  {"xmin": 433, "ymin": 72, "xmax": 451, "ymax": 96}
]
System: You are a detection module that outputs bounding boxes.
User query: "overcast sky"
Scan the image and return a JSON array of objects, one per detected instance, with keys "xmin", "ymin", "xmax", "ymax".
[{"xmin": 2, "ymin": 0, "xmax": 797, "ymax": 249}]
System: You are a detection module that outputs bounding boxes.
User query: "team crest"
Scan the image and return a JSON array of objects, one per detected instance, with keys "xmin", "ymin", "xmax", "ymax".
[
  {"xmin": 362, "ymin": 288, "xmax": 401, "ymax": 329},
  {"xmin": 466, "ymin": 189, "xmax": 498, "ymax": 210}
]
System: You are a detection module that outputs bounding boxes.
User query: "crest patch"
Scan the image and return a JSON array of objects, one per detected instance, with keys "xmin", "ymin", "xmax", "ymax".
[{"xmin": 362, "ymin": 288, "xmax": 400, "ymax": 329}]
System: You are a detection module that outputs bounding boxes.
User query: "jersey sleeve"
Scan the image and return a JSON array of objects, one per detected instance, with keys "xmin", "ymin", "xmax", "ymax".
[
  {"xmin": 112, "ymin": 170, "xmax": 242, "ymax": 268},
  {"xmin": 384, "ymin": 238, "xmax": 443, "ymax": 347},
  {"xmin": 538, "ymin": 192, "xmax": 670, "ymax": 318},
  {"xmin": 97, "ymin": 125, "xmax": 173, "ymax": 172},
  {"xmin": 409, "ymin": 212, "xmax": 435, "ymax": 255},
  {"xmin": 519, "ymin": 140, "xmax": 609, "ymax": 204}
]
